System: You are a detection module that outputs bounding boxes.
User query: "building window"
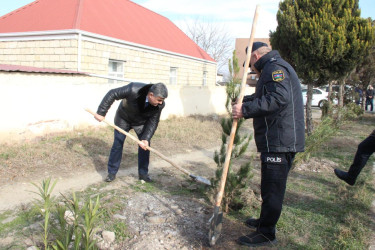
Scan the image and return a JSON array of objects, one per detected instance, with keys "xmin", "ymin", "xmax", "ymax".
[
  {"xmin": 203, "ymin": 71, "xmax": 207, "ymax": 86},
  {"xmin": 108, "ymin": 59, "xmax": 124, "ymax": 83},
  {"xmin": 170, "ymin": 67, "xmax": 177, "ymax": 85}
]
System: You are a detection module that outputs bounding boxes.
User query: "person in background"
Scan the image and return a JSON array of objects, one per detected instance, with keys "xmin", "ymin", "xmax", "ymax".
[
  {"xmin": 365, "ymin": 85, "xmax": 374, "ymax": 111},
  {"xmin": 94, "ymin": 82, "xmax": 168, "ymax": 183},
  {"xmin": 354, "ymin": 86, "xmax": 362, "ymax": 105},
  {"xmin": 232, "ymin": 42, "xmax": 305, "ymax": 247},
  {"xmin": 334, "ymin": 129, "xmax": 375, "ymax": 186}
]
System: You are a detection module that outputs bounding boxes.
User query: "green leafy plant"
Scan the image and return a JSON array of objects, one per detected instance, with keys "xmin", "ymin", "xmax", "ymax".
[
  {"xmin": 31, "ymin": 177, "xmax": 57, "ymax": 250},
  {"xmin": 81, "ymin": 196, "xmax": 101, "ymax": 249},
  {"xmin": 31, "ymin": 179, "xmax": 101, "ymax": 249},
  {"xmin": 59, "ymin": 192, "xmax": 100, "ymax": 250},
  {"xmin": 52, "ymin": 204, "xmax": 74, "ymax": 249}
]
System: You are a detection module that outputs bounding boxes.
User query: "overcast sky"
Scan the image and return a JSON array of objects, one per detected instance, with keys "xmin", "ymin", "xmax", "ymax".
[
  {"xmin": 132, "ymin": 0, "xmax": 279, "ymax": 39},
  {"xmin": 1, "ymin": 0, "xmax": 374, "ymax": 40}
]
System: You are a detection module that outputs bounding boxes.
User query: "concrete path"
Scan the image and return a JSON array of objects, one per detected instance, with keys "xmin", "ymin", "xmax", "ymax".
[{"xmin": 0, "ymin": 147, "xmax": 221, "ymax": 212}]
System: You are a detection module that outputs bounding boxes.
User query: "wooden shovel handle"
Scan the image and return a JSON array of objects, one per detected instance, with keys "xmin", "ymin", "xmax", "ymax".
[
  {"xmin": 215, "ymin": 6, "xmax": 260, "ymax": 207},
  {"xmin": 85, "ymin": 108, "xmax": 191, "ymax": 175}
]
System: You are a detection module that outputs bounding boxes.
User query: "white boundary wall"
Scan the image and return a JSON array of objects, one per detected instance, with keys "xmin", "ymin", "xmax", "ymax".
[{"xmin": 0, "ymin": 72, "xmax": 254, "ymax": 142}]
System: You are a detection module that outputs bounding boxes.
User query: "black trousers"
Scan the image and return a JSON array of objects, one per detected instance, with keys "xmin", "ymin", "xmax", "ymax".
[
  {"xmin": 258, "ymin": 152, "xmax": 295, "ymax": 239},
  {"xmin": 347, "ymin": 135, "xmax": 375, "ymax": 182}
]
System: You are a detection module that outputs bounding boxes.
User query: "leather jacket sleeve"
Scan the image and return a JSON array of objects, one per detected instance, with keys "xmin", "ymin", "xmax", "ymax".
[
  {"xmin": 140, "ymin": 108, "xmax": 163, "ymax": 141},
  {"xmin": 96, "ymin": 85, "xmax": 132, "ymax": 116}
]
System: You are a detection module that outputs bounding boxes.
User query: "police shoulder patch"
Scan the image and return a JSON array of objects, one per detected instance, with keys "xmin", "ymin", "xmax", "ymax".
[{"xmin": 272, "ymin": 70, "xmax": 285, "ymax": 82}]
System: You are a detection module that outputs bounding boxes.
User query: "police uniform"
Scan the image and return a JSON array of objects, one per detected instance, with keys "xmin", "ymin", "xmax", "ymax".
[{"xmin": 241, "ymin": 48, "xmax": 305, "ymax": 241}]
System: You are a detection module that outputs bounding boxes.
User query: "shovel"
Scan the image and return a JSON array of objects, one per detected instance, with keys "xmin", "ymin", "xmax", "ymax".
[
  {"xmin": 85, "ymin": 108, "xmax": 211, "ymax": 186},
  {"xmin": 208, "ymin": 5, "xmax": 260, "ymax": 246}
]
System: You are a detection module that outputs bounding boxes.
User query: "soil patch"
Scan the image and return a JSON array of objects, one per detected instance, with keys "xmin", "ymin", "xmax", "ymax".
[{"xmin": 296, "ymin": 157, "xmax": 338, "ymax": 173}]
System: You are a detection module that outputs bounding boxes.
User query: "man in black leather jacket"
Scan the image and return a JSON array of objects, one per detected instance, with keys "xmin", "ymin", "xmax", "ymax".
[
  {"xmin": 94, "ymin": 82, "xmax": 168, "ymax": 183},
  {"xmin": 232, "ymin": 42, "xmax": 305, "ymax": 247}
]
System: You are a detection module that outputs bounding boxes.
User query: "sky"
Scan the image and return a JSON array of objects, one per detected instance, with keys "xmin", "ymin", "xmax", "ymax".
[{"xmin": 1, "ymin": 0, "xmax": 374, "ymax": 39}]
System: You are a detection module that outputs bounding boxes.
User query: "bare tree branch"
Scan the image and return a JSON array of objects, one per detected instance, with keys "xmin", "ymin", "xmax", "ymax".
[{"xmin": 183, "ymin": 17, "xmax": 233, "ymax": 73}]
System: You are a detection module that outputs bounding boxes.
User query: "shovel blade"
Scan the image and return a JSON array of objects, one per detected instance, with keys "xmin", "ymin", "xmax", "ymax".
[
  {"xmin": 189, "ymin": 174, "xmax": 211, "ymax": 186},
  {"xmin": 208, "ymin": 206, "xmax": 223, "ymax": 246}
]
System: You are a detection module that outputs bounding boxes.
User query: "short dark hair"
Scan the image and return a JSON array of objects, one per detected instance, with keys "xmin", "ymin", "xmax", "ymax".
[{"xmin": 149, "ymin": 83, "xmax": 168, "ymax": 98}]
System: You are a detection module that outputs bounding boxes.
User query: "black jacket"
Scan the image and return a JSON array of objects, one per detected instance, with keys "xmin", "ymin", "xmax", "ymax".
[
  {"xmin": 97, "ymin": 82, "xmax": 165, "ymax": 141},
  {"xmin": 242, "ymin": 50, "xmax": 305, "ymax": 153},
  {"xmin": 366, "ymin": 89, "xmax": 374, "ymax": 99}
]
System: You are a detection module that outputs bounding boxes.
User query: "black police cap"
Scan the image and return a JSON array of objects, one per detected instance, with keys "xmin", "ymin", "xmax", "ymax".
[
  {"xmin": 243, "ymin": 42, "xmax": 268, "ymax": 68},
  {"xmin": 251, "ymin": 42, "xmax": 268, "ymax": 52}
]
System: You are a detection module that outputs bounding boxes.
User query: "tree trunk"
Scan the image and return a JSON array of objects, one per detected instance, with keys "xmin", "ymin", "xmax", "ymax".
[
  {"xmin": 339, "ymin": 80, "xmax": 344, "ymax": 107},
  {"xmin": 362, "ymin": 92, "xmax": 366, "ymax": 110},
  {"xmin": 328, "ymin": 81, "xmax": 335, "ymax": 117},
  {"xmin": 306, "ymin": 84, "xmax": 314, "ymax": 135}
]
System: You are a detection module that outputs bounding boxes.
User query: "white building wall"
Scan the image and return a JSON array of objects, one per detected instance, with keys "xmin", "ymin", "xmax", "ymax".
[{"xmin": 0, "ymin": 72, "xmax": 252, "ymax": 142}]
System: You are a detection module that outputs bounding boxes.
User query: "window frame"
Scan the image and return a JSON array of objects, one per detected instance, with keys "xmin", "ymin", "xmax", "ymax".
[
  {"xmin": 202, "ymin": 71, "xmax": 207, "ymax": 86},
  {"xmin": 170, "ymin": 67, "xmax": 178, "ymax": 85},
  {"xmin": 108, "ymin": 59, "xmax": 125, "ymax": 84}
]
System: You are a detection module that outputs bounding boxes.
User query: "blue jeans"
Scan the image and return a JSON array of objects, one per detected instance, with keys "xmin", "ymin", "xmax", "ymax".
[
  {"xmin": 107, "ymin": 129, "xmax": 150, "ymax": 176},
  {"xmin": 366, "ymin": 98, "xmax": 373, "ymax": 111}
]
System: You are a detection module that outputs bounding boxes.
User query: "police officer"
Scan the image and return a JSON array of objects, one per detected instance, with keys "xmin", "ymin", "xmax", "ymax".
[{"xmin": 232, "ymin": 42, "xmax": 305, "ymax": 247}]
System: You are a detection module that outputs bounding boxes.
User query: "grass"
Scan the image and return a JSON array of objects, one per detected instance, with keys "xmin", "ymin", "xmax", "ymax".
[
  {"xmin": 235, "ymin": 114, "xmax": 375, "ymax": 249},
  {"xmin": 0, "ymin": 113, "xmax": 374, "ymax": 249},
  {"xmin": 0, "ymin": 115, "xmax": 222, "ymax": 185},
  {"xmin": 130, "ymin": 181, "xmax": 157, "ymax": 193}
]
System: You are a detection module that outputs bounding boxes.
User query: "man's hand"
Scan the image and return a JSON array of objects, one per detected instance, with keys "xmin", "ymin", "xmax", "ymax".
[
  {"xmin": 232, "ymin": 103, "xmax": 243, "ymax": 119},
  {"xmin": 94, "ymin": 114, "xmax": 104, "ymax": 122},
  {"xmin": 139, "ymin": 140, "xmax": 149, "ymax": 150}
]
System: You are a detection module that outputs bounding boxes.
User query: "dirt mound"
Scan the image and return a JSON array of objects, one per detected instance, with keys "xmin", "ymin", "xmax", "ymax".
[
  {"xmin": 296, "ymin": 157, "xmax": 338, "ymax": 173},
  {"xmin": 118, "ymin": 192, "xmax": 210, "ymax": 249}
]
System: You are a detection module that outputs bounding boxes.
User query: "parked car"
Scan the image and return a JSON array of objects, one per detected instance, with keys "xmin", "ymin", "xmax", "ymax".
[
  {"xmin": 325, "ymin": 85, "xmax": 357, "ymax": 105},
  {"xmin": 302, "ymin": 88, "xmax": 331, "ymax": 108}
]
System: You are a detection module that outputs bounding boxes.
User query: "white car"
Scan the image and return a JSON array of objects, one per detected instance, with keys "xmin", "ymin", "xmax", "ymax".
[{"xmin": 302, "ymin": 88, "xmax": 330, "ymax": 108}]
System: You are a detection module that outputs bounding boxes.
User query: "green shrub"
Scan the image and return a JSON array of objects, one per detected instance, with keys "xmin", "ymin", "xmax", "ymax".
[
  {"xmin": 294, "ymin": 117, "xmax": 339, "ymax": 165},
  {"xmin": 32, "ymin": 179, "xmax": 101, "ymax": 249},
  {"xmin": 342, "ymin": 103, "xmax": 364, "ymax": 120}
]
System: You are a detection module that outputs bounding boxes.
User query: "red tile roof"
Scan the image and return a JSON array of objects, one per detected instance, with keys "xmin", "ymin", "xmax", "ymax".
[
  {"xmin": 0, "ymin": 0, "xmax": 215, "ymax": 62},
  {"xmin": 0, "ymin": 64, "xmax": 86, "ymax": 74}
]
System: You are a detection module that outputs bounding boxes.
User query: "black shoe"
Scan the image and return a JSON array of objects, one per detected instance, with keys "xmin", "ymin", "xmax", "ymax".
[
  {"xmin": 238, "ymin": 231, "xmax": 276, "ymax": 247},
  {"xmin": 105, "ymin": 173, "xmax": 116, "ymax": 182},
  {"xmin": 334, "ymin": 169, "xmax": 355, "ymax": 186},
  {"xmin": 139, "ymin": 175, "xmax": 152, "ymax": 183},
  {"xmin": 245, "ymin": 217, "xmax": 260, "ymax": 229}
]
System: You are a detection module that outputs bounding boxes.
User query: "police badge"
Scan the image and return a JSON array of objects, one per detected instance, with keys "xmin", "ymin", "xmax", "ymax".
[{"xmin": 272, "ymin": 70, "xmax": 285, "ymax": 82}]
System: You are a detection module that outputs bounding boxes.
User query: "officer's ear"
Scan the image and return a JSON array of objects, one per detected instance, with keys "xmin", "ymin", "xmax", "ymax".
[{"xmin": 252, "ymin": 51, "xmax": 261, "ymax": 61}]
